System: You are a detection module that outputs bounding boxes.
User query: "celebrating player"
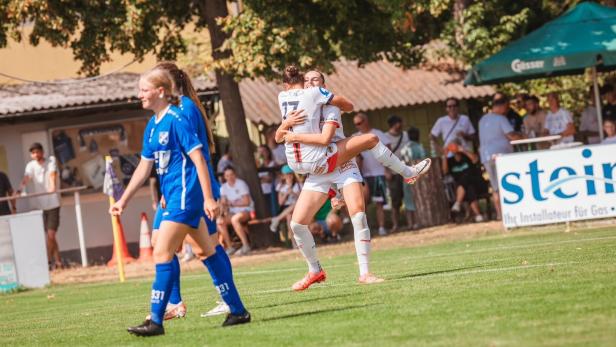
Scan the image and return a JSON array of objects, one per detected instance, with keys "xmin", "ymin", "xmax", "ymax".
[{"xmin": 110, "ymin": 68, "xmax": 250, "ymax": 337}]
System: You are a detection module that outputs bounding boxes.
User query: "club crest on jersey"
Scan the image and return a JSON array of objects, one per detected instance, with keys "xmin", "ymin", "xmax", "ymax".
[{"xmin": 158, "ymin": 131, "xmax": 169, "ymax": 145}]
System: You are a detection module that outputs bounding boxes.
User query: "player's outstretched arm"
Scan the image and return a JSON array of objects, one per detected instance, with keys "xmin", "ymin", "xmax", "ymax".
[
  {"xmin": 283, "ymin": 123, "xmax": 337, "ymax": 146},
  {"xmin": 110, "ymin": 159, "xmax": 153, "ymax": 215},
  {"xmin": 330, "ymin": 95, "xmax": 354, "ymax": 112}
]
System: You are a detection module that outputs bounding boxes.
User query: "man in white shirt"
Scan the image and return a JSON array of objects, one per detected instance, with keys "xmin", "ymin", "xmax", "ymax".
[
  {"xmin": 430, "ymin": 98, "xmax": 476, "ymax": 155},
  {"xmin": 217, "ymin": 166, "xmax": 254, "ymax": 256},
  {"xmin": 543, "ymin": 92, "xmax": 576, "ymax": 144},
  {"xmin": 383, "ymin": 115, "xmax": 410, "ymax": 231},
  {"xmin": 17, "ymin": 142, "xmax": 62, "ymax": 269},
  {"xmin": 353, "ymin": 113, "xmax": 390, "ymax": 236}
]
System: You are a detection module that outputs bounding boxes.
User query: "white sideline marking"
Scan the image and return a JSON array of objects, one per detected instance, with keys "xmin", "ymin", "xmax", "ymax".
[{"xmin": 251, "ymin": 261, "xmax": 579, "ymax": 295}]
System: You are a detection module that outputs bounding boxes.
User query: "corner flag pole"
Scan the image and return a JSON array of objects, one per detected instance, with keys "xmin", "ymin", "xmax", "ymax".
[{"xmin": 104, "ymin": 155, "xmax": 126, "ymax": 283}]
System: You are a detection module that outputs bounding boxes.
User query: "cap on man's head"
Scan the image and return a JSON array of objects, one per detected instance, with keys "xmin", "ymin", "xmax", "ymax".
[
  {"xmin": 492, "ymin": 93, "xmax": 509, "ymax": 106},
  {"xmin": 387, "ymin": 115, "xmax": 402, "ymax": 127},
  {"xmin": 29, "ymin": 142, "xmax": 44, "ymax": 152}
]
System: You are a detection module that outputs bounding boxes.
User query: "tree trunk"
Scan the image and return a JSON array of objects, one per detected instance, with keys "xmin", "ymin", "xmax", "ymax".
[{"xmin": 201, "ymin": 0, "xmax": 269, "ymax": 219}]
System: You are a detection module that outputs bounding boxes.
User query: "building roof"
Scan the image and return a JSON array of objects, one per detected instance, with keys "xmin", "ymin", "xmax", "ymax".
[
  {"xmin": 240, "ymin": 60, "xmax": 494, "ymax": 125},
  {"xmin": 0, "ymin": 60, "xmax": 494, "ymax": 124}
]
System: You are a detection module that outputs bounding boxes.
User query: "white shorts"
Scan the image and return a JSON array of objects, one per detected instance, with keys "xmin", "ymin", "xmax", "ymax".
[
  {"xmin": 288, "ymin": 143, "xmax": 339, "ymax": 175},
  {"xmin": 303, "ymin": 159, "xmax": 363, "ymax": 194}
]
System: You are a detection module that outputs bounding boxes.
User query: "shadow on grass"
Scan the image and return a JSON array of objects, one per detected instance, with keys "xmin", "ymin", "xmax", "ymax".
[
  {"xmin": 252, "ymin": 292, "xmax": 354, "ymax": 310},
  {"xmin": 259, "ymin": 303, "xmax": 378, "ymax": 322},
  {"xmin": 388, "ymin": 264, "xmax": 485, "ymax": 280}
]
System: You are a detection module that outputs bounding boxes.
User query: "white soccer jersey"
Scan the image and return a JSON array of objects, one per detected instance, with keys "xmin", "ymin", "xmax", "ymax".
[
  {"xmin": 319, "ymin": 105, "xmax": 344, "ymax": 142},
  {"xmin": 278, "ymin": 87, "xmax": 334, "ymax": 163}
]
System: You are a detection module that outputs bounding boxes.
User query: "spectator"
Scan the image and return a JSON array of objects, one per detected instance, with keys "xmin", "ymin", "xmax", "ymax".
[
  {"xmin": 602, "ymin": 118, "xmax": 616, "ymax": 144},
  {"xmin": 0, "ymin": 170, "xmax": 15, "ymax": 216},
  {"xmin": 217, "ymin": 166, "xmax": 253, "ymax": 256},
  {"xmin": 430, "ymin": 97, "xmax": 476, "ymax": 156},
  {"xmin": 216, "ymin": 145, "xmax": 233, "ymax": 175},
  {"xmin": 441, "ymin": 141, "xmax": 486, "ymax": 223},
  {"xmin": 383, "ymin": 115, "xmax": 409, "ymax": 231},
  {"xmin": 17, "ymin": 143, "xmax": 62, "ymax": 269},
  {"xmin": 505, "ymin": 98, "xmax": 524, "ymax": 132},
  {"xmin": 479, "ymin": 93, "xmax": 522, "ymax": 219},
  {"xmin": 543, "ymin": 92, "xmax": 576, "ymax": 144},
  {"xmin": 265, "ymin": 127, "xmax": 287, "ymax": 166},
  {"xmin": 513, "ymin": 93, "xmax": 528, "ymax": 117},
  {"xmin": 256, "ymin": 145, "xmax": 277, "ymax": 216},
  {"xmin": 601, "ymin": 84, "xmax": 616, "ymax": 123},
  {"xmin": 309, "ymin": 199, "xmax": 343, "ymax": 243},
  {"xmin": 353, "ymin": 113, "xmax": 390, "ymax": 236},
  {"xmin": 579, "ymin": 90, "xmax": 601, "ymax": 144},
  {"xmin": 269, "ymin": 165, "xmax": 301, "ymax": 233},
  {"xmin": 522, "ymin": 95, "xmax": 547, "ymax": 139},
  {"xmin": 399, "ymin": 126, "xmax": 426, "ymax": 230}
]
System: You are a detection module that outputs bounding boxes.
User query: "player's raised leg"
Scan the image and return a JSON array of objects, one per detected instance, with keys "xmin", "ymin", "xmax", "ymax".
[{"xmin": 289, "ymin": 189, "xmax": 329, "ymax": 291}]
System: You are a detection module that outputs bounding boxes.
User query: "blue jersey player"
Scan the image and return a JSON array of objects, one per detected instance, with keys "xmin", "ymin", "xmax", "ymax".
[
  {"xmin": 149, "ymin": 62, "xmax": 231, "ymax": 320},
  {"xmin": 110, "ymin": 68, "xmax": 250, "ymax": 337}
]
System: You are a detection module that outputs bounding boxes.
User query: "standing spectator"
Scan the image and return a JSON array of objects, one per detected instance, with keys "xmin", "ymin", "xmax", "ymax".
[
  {"xmin": 17, "ymin": 143, "xmax": 62, "ymax": 269},
  {"xmin": 353, "ymin": 113, "xmax": 390, "ymax": 236},
  {"xmin": 505, "ymin": 99, "xmax": 523, "ymax": 133},
  {"xmin": 543, "ymin": 92, "xmax": 576, "ymax": 144},
  {"xmin": 430, "ymin": 97, "xmax": 476, "ymax": 156},
  {"xmin": 602, "ymin": 118, "xmax": 616, "ymax": 144},
  {"xmin": 383, "ymin": 115, "xmax": 409, "ymax": 232},
  {"xmin": 265, "ymin": 127, "xmax": 287, "ymax": 166},
  {"xmin": 400, "ymin": 126, "xmax": 426, "ymax": 230},
  {"xmin": 580, "ymin": 90, "xmax": 601, "ymax": 144},
  {"xmin": 256, "ymin": 145, "xmax": 277, "ymax": 216},
  {"xmin": 217, "ymin": 167, "xmax": 253, "ymax": 256},
  {"xmin": 0, "ymin": 171, "xmax": 15, "ymax": 216},
  {"xmin": 479, "ymin": 93, "xmax": 522, "ymax": 219},
  {"xmin": 216, "ymin": 145, "xmax": 233, "ymax": 175},
  {"xmin": 522, "ymin": 95, "xmax": 547, "ymax": 138},
  {"xmin": 442, "ymin": 141, "xmax": 486, "ymax": 223},
  {"xmin": 601, "ymin": 84, "xmax": 616, "ymax": 123}
]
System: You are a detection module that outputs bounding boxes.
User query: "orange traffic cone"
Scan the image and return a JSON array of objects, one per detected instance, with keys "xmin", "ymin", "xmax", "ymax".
[
  {"xmin": 107, "ymin": 216, "xmax": 136, "ymax": 267},
  {"xmin": 138, "ymin": 213, "xmax": 153, "ymax": 262}
]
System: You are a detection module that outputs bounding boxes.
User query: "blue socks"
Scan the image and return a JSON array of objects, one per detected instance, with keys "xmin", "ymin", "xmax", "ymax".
[
  {"xmin": 203, "ymin": 250, "xmax": 246, "ymax": 315},
  {"xmin": 216, "ymin": 244, "xmax": 233, "ymax": 275},
  {"xmin": 168, "ymin": 255, "xmax": 182, "ymax": 305},
  {"xmin": 150, "ymin": 261, "xmax": 174, "ymax": 325}
]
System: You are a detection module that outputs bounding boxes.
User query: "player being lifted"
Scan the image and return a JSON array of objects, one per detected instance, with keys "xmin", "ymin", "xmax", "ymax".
[{"xmin": 275, "ymin": 66, "xmax": 431, "ymax": 290}]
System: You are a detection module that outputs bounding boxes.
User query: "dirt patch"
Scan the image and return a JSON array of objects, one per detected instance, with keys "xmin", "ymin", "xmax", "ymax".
[{"xmin": 50, "ymin": 219, "xmax": 614, "ymax": 285}]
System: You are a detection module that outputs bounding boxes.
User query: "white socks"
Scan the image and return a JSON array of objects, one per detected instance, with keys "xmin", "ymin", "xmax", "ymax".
[
  {"xmin": 369, "ymin": 141, "xmax": 414, "ymax": 178},
  {"xmin": 290, "ymin": 221, "xmax": 322, "ymax": 273},
  {"xmin": 351, "ymin": 212, "xmax": 371, "ymax": 276}
]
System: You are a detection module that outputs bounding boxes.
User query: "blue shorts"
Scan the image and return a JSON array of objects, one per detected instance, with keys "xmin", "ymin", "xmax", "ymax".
[{"xmin": 152, "ymin": 205, "xmax": 217, "ymax": 234}]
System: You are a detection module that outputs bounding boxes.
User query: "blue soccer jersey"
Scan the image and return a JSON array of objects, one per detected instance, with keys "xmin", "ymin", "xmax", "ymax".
[
  {"xmin": 141, "ymin": 105, "xmax": 204, "ymax": 211},
  {"xmin": 179, "ymin": 96, "xmax": 221, "ymax": 200}
]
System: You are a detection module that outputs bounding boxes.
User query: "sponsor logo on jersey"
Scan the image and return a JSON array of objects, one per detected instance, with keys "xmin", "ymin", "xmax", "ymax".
[{"xmin": 159, "ymin": 131, "xmax": 169, "ymax": 145}]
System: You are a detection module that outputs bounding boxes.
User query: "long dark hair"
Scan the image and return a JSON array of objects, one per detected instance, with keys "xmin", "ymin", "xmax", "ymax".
[{"xmin": 155, "ymin": 61, "xmax": 216, "ymax": 154}]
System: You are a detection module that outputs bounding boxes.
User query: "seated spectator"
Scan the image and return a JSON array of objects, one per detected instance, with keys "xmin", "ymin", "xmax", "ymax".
[
  {"xmin": 522, "ymin": 95, "xmax": 547, "ymax": 139},
  {"xmin": 217, "ymin": 166, "xmax": 253, "ymax": 256},
  {"xmin": 400, "ymin": 126, "xmax": 426, "ymax": 230},
  {"xmin": 256, "ymin": 145, "xmax": 278, "ymax": 216},
  {"xmin": 544, "ymin": 92, "xmax": 575, "ymax": 144},
  {"xmin": 269, "ymin": 165, "xmax": 301, "ymax": 233},
  {"xmin": 442, "ymin": 141, "xmax": 486, "ymax": 223},
  {"xmin": 602, "ymin": 118, "xmax": 616, "ymax": 144},
  {"xmin": 309, "ymin": 199, "xmax": 343, "ymax": 243}
]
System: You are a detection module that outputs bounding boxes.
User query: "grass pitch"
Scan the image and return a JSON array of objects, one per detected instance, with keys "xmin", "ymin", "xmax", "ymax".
[{"xmin": 1, "ymin": 226, "xmax": 615, "ymax": 347}]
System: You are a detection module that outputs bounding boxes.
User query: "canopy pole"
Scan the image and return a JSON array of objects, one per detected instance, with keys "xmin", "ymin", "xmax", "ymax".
[{"xmin": 592, "ymin": 67, "xmax": 604, "ymax": 142}]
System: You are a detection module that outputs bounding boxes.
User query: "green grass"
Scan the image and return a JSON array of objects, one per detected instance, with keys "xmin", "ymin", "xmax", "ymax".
[{"xmin": 2, "ymin": 226, "xmax": 616, "ymax": 347}]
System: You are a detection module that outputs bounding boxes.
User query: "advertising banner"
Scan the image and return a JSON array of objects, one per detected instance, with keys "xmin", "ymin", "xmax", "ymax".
[{"xmin": 497, "ymin": 144, "xmax": 616, "ymax": 228}]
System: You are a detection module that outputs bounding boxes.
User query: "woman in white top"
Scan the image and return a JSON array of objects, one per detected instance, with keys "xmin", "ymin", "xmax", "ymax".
[{"xmin": 601, "ymin": 119, "xmax": 616, "ymax": 144}]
